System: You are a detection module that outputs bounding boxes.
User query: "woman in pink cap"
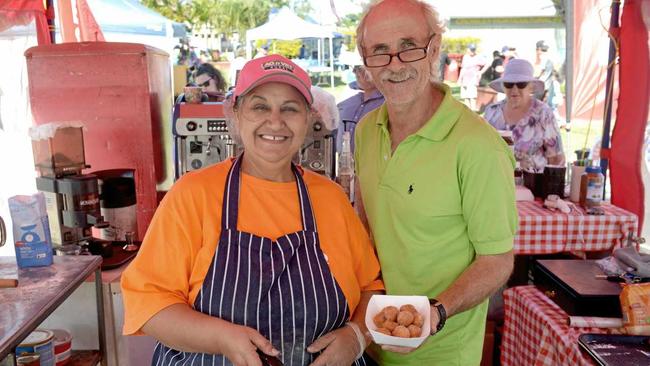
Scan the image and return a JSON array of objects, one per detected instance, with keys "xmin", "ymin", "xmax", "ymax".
[
  {"xmin": 121, "ymin": 54, "xmax": 382, "ymax": 366},
  {"xmin": 484, "ymin": 58, "xmax": 565, "ymax": 172}
]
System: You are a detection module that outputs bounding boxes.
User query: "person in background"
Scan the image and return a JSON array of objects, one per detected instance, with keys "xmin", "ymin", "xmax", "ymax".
[
  {"xmin": 254, "ymin": 45, "xmax": 269, "ymax": 59},
  {"xmin": 299, "ymin": 43, "xmax": 307, "ymax": 59},
  {"xmin": 337, "ymin": 62, "xmax": 384, "ymax": 153},
  {"xmin": 439, "ymin": 49, "xmax": 451, "ymax": 81},
  {"xmin": 211, "ymin": 49, "xmax": 222, "ymax": 62},
  {"xmin": 481, "ymin": 50, "xmax": 505, "ymax": 85},
  {"xmin": 230, "ymin": 47, "xmax": 247, "ymax": 88},
  {"xmin": 121, "ymin": 54, "xmax": 382, "ymax": 366},
  {"xmin": 534, "ymin": 40, "xmax": 554, "ymax": 101},
  {"xmin": 354, "ymin": 0, "xmax": 517, "ymax": 364},
  {"xmin": 458, "ymin": 44, "xmax": 486, "ymax": 111},
  {"xmin": 484, "ymin": 59, "xmax": 566, "ymax": 172},
  {"xmin": 194, "ymin": 63, "xmax": 227, "ymax": 102},
  {"xmin": 548, "ymin": 69, "xmax": 568, "ymax": 130},
  {"xmin": 502, "ymin": 45, "xmax": 517, "ymax": 66}
]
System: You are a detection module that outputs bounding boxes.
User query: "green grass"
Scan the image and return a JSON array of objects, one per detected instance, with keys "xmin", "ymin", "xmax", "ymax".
[{"xmin": 560, "ymin": 119, "xmax": 604, "ymax": 163}]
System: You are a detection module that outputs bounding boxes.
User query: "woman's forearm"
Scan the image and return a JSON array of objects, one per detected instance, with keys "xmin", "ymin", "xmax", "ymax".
[
  {"xmin": 142, "ymin": 303, "xmax": 231, "ymax": 354},
  {"xmin": 547, "ymin": 153, "xmax": 566, "ymax": 166}
]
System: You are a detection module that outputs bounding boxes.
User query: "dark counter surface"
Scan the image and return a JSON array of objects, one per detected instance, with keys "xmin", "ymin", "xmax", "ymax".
[{"xmin": 0, "ymin": 255, "xmax": 102, "ymax": 360}]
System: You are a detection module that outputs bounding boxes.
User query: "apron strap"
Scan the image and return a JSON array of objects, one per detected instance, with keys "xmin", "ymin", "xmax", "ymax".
[
  {"xmin": 221, "ymin": 155, "xmax": 318, "ymax": 233},
  {"xmin": 292, "ymin": 164, "xmax": 317, "ymax": 232},
  {"xmin": 221, "ymin": 155, "xmax": 243, "ymax": 230}
]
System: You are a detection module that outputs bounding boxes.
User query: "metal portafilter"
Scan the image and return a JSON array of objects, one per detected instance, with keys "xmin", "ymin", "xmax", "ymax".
[{"xmin": 123, "ymin": 231, "xmax": 139, "ymax": 252}]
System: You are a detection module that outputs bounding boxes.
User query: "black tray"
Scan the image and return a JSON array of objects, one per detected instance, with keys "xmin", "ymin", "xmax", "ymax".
[{"xmin": 578, "ymin": 333, "xmax": 650, "ymax": 366}]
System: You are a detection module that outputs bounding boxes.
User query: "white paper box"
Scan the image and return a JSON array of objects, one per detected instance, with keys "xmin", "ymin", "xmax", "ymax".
[{"xmin": 365, "ymin": 295, "xmax": 430, "ymax": 347}]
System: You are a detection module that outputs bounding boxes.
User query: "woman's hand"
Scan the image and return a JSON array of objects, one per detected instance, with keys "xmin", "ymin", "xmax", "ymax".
[
  {"xmin": 218, "ymin": 322, "xmax": 279, "ymax": 366},
  {"xmin": 307, "ymin": 325, "xmax": 361, "ymax": 366}
]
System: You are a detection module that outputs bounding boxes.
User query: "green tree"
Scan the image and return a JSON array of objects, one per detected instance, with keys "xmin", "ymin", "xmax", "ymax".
[
  {"xmin": 141, "ymin": 0, "xmax": 295, "ymax": 37},
  {"xmin": 291, "ymin": 0, "xmax": 312, "ymax": 19},
  {"xmin": 140, "ymin": 0, "xmax": 192, "ymax": 24},
  {"xmin": 340, "ymin": 13, "xmax": 360, "ymax": 28}
]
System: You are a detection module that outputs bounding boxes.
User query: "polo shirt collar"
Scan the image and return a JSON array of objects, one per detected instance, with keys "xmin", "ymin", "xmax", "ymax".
[
  {"xmin": 375, "ymin": 83, "xmax": 462, "ymax": 142},
  {"xmin": 416, "ymin": 83, "xmax": 462, "ymax": 141}
]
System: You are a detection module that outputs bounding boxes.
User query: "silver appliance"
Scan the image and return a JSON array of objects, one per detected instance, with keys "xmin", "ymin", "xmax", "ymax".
[
  {"xmin": 299, "ymin": 119, "xmax": 336, "ymax": 179},
  {"xmin": 174, "ymin": 102, "xmax": 237, "ymax": 178}
]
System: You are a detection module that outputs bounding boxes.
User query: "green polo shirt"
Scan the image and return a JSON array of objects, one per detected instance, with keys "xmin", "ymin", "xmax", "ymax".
[{"xmin": 355, "ymin": 83, "xmax": 517, "ymax": 365}]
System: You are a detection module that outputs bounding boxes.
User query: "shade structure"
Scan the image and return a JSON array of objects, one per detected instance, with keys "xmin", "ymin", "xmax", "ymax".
[
  {"xmin": 246, "ymin": 8, "xmax": 334, "ymax": 41},
  {"xmin": 245, "ymin": 8, "xmax": 336, "ymax": 87},
  {"xmin": 87, "ymin": 0, "xmax": 179, "ymax": 37}
]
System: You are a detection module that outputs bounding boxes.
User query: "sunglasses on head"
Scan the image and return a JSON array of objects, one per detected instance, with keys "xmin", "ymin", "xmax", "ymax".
[{"xmin": 503, "ymin": 81, "xmax": 529, "ymax": 89}]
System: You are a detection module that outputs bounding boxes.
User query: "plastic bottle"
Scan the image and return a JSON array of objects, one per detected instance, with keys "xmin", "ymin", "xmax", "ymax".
[
  {"xmin": 514, "ymin": 162, "xmax": 523, "ymax": 186},
  {"xmin": 338, "ymin": 131, "xmax": 355, "ymax": 202},
  {"xmin": 579, "ymin": 166, "xmax": 604, "ymax": 208}
]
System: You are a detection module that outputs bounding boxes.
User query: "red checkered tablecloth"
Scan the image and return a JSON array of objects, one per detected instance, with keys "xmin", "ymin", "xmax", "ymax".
[
  {"xmin": 515, "ymin": 201, "xmax": 638, "ymax": 254},
  {"xmin": 501, "ymin": 286, "xmax": 606, "ymax": 366}
]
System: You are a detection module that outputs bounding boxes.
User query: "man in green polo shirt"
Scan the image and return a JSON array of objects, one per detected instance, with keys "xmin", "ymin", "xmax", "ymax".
[{"xmin": 353, "ymin": 1, "xmax": 517, "ymax": 365}]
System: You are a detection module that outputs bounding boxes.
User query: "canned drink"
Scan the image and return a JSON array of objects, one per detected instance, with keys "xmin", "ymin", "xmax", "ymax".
[
  {"xmin": 52, "ymin": 329, "xmax": 72, "ymax": 366},
  {"xmin": 16, "ymin": 353, "xmax": 40, "ymax": 366}
]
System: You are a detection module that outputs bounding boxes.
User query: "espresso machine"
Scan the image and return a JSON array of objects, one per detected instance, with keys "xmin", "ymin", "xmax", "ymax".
[
  {"xmin": 299, "ymin": 118, "xmax": 336, "ymax": 179},
  {"xmin": 31, "ymin": 125, "xmax": 105, "ymax": 254},
  {"xmin": 173, "ymin": 102, "xmax": 335, "ymax": 179},
  {"xmin": 173, "ymin": 102, "xmax": 237, "ymax": 178}
]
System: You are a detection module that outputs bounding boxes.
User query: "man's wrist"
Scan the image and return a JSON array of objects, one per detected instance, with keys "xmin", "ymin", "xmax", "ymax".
[{"xmin": 428, "ymin": 298, "xmax": 447, "ymax": 333}]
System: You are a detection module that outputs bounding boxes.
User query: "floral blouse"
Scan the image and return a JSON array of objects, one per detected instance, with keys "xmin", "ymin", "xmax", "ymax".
[{"xmin": 484, "ymin": 99, "xmax": 563, "ymax": 172}]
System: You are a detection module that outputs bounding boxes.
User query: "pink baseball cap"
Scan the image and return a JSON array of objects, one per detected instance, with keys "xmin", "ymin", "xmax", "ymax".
[{"xmin": 233, "ymin": 54, "xmax": 313, "ymax": 105}]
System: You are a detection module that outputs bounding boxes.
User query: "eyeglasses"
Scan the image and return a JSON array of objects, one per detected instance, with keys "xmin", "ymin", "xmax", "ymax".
[
  {"xmin": 363, "ymin": 34, "xmax": 436, "ymax": 68},
  {"xmin": 503, "ymin": 82, "xmax": 529, "ymax": 89}
]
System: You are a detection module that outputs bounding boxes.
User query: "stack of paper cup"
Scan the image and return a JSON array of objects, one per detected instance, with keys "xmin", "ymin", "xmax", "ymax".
[{"xmin": 570, "ymin": 164, "xmax": 586, "ymax": 202}]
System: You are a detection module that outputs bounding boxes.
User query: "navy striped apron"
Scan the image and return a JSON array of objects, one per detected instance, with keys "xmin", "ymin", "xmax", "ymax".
[{"xmin": 152, "ymin": 156, "xmax": 370, "ymax": 365}]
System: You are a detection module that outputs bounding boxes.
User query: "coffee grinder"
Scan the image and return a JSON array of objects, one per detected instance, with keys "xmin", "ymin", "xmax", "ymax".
[{"xmin": 31, "ymin": 124, "xmax": 105, "ymax": 254}]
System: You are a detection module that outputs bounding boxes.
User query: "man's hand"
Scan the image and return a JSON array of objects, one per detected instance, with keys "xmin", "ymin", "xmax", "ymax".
[
  {"xmin": 381, "ymin": 304, "xmax": 440, "ymax": 354},
  {"xmin": 219, "ymin": 323, "xmax": 279, "ymax": 366},
  {"xmin": 307, "ymin": 325, "xmax": 361, "ymax": 366}
]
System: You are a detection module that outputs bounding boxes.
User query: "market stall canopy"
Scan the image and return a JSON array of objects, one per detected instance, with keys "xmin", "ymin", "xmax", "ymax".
[
  {"xmin": 86, "ymin": 0, "xmax": 184, "ymax": 37},
  {"xmin": 246, "ymin": 7, "xmax": 335, "ymax": 41}
]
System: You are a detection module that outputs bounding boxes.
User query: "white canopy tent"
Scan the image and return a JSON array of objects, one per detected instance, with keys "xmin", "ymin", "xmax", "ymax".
[{"xmin": 245, "ymin": 8, "xmax": 336, "ymax": 87}]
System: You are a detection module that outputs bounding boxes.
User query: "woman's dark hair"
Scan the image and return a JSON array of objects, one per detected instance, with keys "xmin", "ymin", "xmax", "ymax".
[{"xmin": 195, "ymin": 63, "xmax": 227, "ymax": 92}]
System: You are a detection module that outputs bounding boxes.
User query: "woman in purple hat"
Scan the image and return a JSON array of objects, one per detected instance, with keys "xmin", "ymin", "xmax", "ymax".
[{"xmin": 483, "ymin": 59, "xmax": 565, "ymax": 172}]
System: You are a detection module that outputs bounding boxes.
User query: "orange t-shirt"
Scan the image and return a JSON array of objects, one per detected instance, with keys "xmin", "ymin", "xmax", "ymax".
[{"xmin": 121, "ymin": 159, "xmax": 383, "ymax": 335}]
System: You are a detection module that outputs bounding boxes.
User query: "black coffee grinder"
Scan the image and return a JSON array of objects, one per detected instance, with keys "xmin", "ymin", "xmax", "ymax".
[{"xmin": 31, "ymin": 124, "xmax": 106, "ymax": 255}]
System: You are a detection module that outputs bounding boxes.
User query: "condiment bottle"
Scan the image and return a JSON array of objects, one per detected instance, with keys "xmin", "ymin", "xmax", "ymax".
[
  {"xmin": 337, "ymin": 131, "xmax": 355, "ymax": 202},
  {"xmin": 579, "ymin": 166, "xmax": 604, "ymax": 208}
]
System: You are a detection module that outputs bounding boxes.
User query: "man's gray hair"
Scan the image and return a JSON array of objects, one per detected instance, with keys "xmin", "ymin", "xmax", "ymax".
[{"xmin": 356, "ymin": 0, "xmax": 446, "ymax": 81}]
